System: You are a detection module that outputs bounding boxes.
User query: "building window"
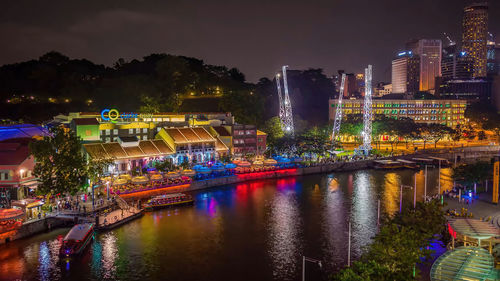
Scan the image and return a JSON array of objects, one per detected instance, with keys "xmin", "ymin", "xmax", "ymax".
[
  {"xmin": 129, "ymin": 128, "xmax": 134, "ymax": 134},
  {"xmin": 105, "ymin": 129, "xmax": 110, "ymax": 135},
  {"xmin": 142, "ymin": 128, "xmax": 147, "ymax": 134},
  {"xmin": 113, "ymin": 129, "xmax": 118, "ymax": 135}
]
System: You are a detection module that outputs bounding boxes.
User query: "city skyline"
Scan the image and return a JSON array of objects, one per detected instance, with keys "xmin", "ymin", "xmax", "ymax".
[{"xmin": 0, "ymin": 0, "xmax": 499, "ymax": 83}]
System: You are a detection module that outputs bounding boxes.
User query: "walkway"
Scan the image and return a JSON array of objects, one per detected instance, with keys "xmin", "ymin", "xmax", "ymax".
[{"xmin": 444, "ymin": 192, "xmax": 500, "ymax": 228}]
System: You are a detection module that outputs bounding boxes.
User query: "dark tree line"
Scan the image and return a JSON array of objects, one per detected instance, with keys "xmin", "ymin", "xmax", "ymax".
[{"xmin": 0, "ymin": 52, "xmax": 338, "ymax": 126}]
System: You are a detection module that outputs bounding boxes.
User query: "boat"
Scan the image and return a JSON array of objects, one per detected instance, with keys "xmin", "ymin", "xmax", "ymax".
[
  {"xmin": 144, "ymin": 193, "xmax": 194, "ymax": 211},
  {"xmin": 59, "ymin": 223, "xmax": 94, "ymax": 257},
  {"xmin": 373, "ymin": 160, "xmax": 404, "ymax": 170}
]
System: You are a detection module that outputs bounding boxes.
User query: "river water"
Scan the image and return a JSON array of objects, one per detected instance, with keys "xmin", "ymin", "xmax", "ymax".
[{"xmin": 0, "ymin": 168, "xmax": 452, "ymax": 281}]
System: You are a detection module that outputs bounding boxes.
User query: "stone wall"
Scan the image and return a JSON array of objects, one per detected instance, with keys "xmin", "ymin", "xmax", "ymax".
[{"xmin": 1, "ymin": 216, "xmax": 68, "ymax": 244}]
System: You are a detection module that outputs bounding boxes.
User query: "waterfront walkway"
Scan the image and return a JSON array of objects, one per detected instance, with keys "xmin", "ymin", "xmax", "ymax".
[{"xmin": 444, "ymin": 192, "xmax": 500, "ymax": 228}]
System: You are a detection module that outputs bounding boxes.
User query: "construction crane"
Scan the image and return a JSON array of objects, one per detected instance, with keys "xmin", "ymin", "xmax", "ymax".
[
  {"xmin": 275, "ymin": 73, "xmax": 286, "ymax": 130},
  {"xmin": 282, "ymin": 65, "xmax": 294, "ymax": 136},
  {"xmin": 361, "ymin": 65, "xmax": 373, "ymax": 154},
  {"xmin": 331, "ymin": 73, "xmax": 346, "ymax": 142},
  {"xmin": 443, "ymin": 32, "xmax": 455, "ymax": 46}
]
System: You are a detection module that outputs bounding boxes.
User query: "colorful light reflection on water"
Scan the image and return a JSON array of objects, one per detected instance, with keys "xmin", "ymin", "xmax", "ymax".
[{"xmin": 0, "ymin": 168, "xmax": 451, "ymax": 281}]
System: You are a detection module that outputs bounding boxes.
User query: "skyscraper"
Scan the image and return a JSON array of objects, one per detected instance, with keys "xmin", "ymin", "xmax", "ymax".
[
  {"xmin": 462, "ymin": 3, "xmax": 488, "ymax": 78},
  {"xmin": 406, "ymin": 39, "xmax": 442, "ymax": 92},
  {"xmin": 391, "ymin": 51, "xmax": 420, "ymax": 94},
  {"xmin": 442, "ymin": 45, "xmax": 474, "ymax": 80}
]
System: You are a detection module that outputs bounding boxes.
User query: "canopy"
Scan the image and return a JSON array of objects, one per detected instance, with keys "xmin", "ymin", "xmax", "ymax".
[
  {"xmin": 264, "ymin": 159, "xmax": 277, "ymax": 166},
  {"xmin": 450, "ymin": 219, "xmax": 500, "ymax": 240},
  {"xmin": 131, "ymin": 176, "xmax": 149, "ymax": 184},
  {"xmin": 192, "ymin": 165, "xmax": 204, "ymax": 171},
  {"xmin": 119, "ymin": 174, "xmax": 132, "ymax": 180},
  {"xmin": 291, "ymin": 157, "xmax": 303, "ymax": 163},
  {"xmin": 211, "ymin": 164, "xmax": 225, "ymax": 172},
  {"xmin": 430, "ymin": 247, "xmax": 496, "ymax": 281},
  {"xmin": 181, "ymin": 169, "xmax": 196, "ymax": 177},
  {"xmin": 252, "ymin": 160, "xmax": 263, "ymax": 166},
  {"xmin": 276, "ymin": 157, "xmax": 290, "ymax": 164},
  {"xmin": 150, "ymin": 174, "xmax": 163, "ymax": 181},
  {"xmin": 197, "ymin": 167, "xmax": 212, "ymax": 174},
  {"xmin": 237, "ymin": 161, "xmax": 251, "ymax": 167},
  {"xmin": 165, "ymin": 172, "xmax": 180, "ymax": 179},
  {"xmin": 0, "ymin": 208, "xmax": 24, "ymax": 221},
  {"xmin": 225, "ymin": 163, "xmax": 237, "ymax": 169},
  {"xmin": 113, "ymin": 178, "xmax": 128, "ymax": 186}
]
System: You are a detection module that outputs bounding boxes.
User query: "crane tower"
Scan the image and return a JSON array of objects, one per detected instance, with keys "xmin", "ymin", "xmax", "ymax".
[
  {"xmin": 275, "ymin": 73, "xmax": 286, "ymax": 129},
  {"xmin": 361, "ymin": 65, "xmax": 373, "ymax": 153},
  {"xmin": 281, "ymin": 65, "xmax": 294, "ymax": 135},
  {"xmin": 331, "ymin": 73, "xmax": 346, "ymax": 142}
]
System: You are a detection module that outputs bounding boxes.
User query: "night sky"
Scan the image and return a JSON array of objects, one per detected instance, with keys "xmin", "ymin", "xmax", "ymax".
[{"xmin": 1, "ymin": 0, "xmax": 499, "ymax": 82}]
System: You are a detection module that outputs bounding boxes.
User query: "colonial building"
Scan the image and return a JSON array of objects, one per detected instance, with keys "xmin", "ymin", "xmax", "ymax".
[
  {"xmin": 329, "ymin": 98, "xmax": 467, "ymax": 127},
  {"xmin": 0, "ymin": 138, "xmax": 38, "ymax": 204}
]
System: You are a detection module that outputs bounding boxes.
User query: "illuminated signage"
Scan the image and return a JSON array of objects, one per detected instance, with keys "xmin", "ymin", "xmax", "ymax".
[{"xmin": 101, "ymin": 109, "xmax": 153, "ymax": 123}]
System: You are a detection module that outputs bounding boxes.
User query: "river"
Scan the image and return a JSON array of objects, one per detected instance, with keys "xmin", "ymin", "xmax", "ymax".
[{"xmin": 0, "ymin": 168, "xmax": 453, "ymax": 281}]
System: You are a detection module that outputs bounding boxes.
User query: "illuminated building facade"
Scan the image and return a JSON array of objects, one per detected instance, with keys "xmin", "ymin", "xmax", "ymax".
[
  {"xmin": 406, "ymin": 39, "xmax": 442, "ymax": 92},
  {"xmin": 392, "ymin": 51, "xmax": 420, "ymax": 93},
  {"xmin": 462, "ymin": 3, "xmax": 488, "ymax": 78},
  {"xmin": 487, "ymin": 40, "xmax": 500, "ymax": 76},
  {"xmin": 329, "ymin": 98, "xmax": 466, "ymax": 127},
  {"xmin": 442, "ymin": 50, "xmax": 474, "ymax": 80}
]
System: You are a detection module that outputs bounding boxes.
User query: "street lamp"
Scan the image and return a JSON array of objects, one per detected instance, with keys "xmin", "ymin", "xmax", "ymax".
[{"xmin": 302, "ymin": 256, "xmax": 322, "ymax": 281}]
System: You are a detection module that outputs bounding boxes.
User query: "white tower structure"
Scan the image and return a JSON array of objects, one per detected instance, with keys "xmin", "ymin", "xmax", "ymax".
[
  {"xmin": 361, "ymin": 65, "xmax": 373, "ymax": 153},
  {"xmin": 282, "ymin": 65, "xmax": 294, "ymax": 135},
  {"xmin": 331, "ymin": 73, "xmax": 346, "ymax": 142},
  {"xmin": 275, "ymin": 73, "xmax": 286, "ymax": 129}
]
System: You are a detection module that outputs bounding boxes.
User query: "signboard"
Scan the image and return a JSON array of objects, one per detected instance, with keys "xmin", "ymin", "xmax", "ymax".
[{"xmin": 101, "ymin": 109, "xmax": 153, "ymax": 123}]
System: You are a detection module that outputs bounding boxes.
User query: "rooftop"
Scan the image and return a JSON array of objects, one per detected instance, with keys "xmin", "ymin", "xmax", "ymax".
[
  {"xmin": 84, "ymin": 139, "xmax": 174, "ymax": 160},
  {"xmin": 72, "ymin": 118, "xmax": 99, "ymax": 126},
  {"xmin": 0, "ymin": 124, "xmax": 50, "ymax": 142}
]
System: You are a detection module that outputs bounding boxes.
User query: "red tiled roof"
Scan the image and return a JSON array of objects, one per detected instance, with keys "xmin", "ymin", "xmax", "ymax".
[
  {"xmin": 192, "ymin": 127, "xmax": 215, "ymax": 141},
  {"xmin": 0, "ymin": 142, "xmax": 30, "ymax": 165},
  {"xmin": 165, "ymin": 129, "xmax": 188, "ymax": 143}
]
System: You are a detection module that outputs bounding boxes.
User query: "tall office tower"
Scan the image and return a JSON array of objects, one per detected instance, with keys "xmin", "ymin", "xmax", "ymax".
[
  {"xmin": 442, "ymin": 48, "xmax": 474, "ymax": 80},
  {"xmin": 392, "ymin": 51, "xmax": 420, "ymax": 94},
  {"xmin": 487, "ymin": 36, "xmax": 500, "ymax": 76},
  {"xmin": 462, "ymin": 3, "xmax": 488, "ymax": 78},
  {"xmin": 406, "ymin": 39, "xmax": 442, "ymax": 92},
  {"xmin": 355, "ymin": 73, "xmax": 365, "ymax": 96}
]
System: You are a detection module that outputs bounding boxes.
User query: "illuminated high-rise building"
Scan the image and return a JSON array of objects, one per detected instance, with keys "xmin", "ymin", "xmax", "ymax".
[
  {"xmin": 462, "ymin": 3, "xmax": 488, "ymax": 78},
  {"xmin": 487, "ymin": 35, "xmax": 500, "ymax": 76},
  {"xmin": 406, "ymin": 39, "xmax": 442, "ymax": 92},
  {"xmin": 391, "ymin": 51, "xmax": 420, "ymax": 94}
]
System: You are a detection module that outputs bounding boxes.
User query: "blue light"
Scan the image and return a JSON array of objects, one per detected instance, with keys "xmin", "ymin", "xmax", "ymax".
[
  {"xmin": 460, "ymin": 51, "xmax": 466, "ymax": 57},
  {"xmin": 398, "ymin": 51, "xmax": 407, "ymax": 56}
]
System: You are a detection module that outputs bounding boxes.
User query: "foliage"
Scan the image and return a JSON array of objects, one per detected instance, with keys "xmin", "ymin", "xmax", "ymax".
[
  {"xmin": 154, "ymin": 160, "xmax": 175, "ymax": 172},
  {"xmin": 263, "ymin": 116, "xmax": 284, "ymax": 145},
  {"xmin": 452, "ymin": 161, "xmax": 492, "ymax": 186},
  {"xmin": 29, "ymin": 127, "xmax": 88, "ymax": 195},
  {"xmin": 331, "ymin": 200, "xmax": 447, "ymax": 281}
]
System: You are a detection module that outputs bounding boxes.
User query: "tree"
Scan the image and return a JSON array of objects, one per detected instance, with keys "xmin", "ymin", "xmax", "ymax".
[
  {"xmin": 427, "ymin": 123, "xmax": 453, "ymax": 148},
  {"xmin": 264, "ymin": 116, "xmax": 284, "ymax": 145},
  {"xmin": 453, "ymin": 161, "xmax": 492, "ymax": 191},
  {"xmin": 477, "ymin": 130, "xmax": 487, "ymax": 141},
  {"xmin": 30, "ymin": 127, "xmax": 88, "ymax": 195}
]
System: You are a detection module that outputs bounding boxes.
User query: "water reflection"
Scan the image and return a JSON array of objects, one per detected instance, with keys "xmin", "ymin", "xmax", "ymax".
[
  {"xmin": 351, "ymin": 171, "xmax": 376, "ymax": 257},
  {"xmin": 268, "ymin": 179, "xmax": 301, "ymax": 280},
  {"xmin": 383, "ymin": 173, "xmax": 400, "ymax": 215},
  {"xmin": 0, "ymin": 168, "xmax": 454, "ymax": 281}
]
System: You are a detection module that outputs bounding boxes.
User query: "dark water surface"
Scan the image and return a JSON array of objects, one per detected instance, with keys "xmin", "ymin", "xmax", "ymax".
[{"xmin": 0, "ymin": 168, "xmax": 452, "ymax": 281}]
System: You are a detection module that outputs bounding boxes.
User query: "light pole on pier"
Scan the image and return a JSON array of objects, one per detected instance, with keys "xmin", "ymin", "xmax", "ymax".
[{"xmin": 302, "ymin": 256, "xmax": 322, "ymax": 281}]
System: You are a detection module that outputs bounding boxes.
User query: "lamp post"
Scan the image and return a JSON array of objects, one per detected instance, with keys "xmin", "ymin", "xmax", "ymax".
[{"xmin": 302, "ymin": 256, "xmax": 322, "ymax": 281}]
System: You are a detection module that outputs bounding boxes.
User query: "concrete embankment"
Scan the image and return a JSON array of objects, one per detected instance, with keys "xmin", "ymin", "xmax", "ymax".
[{"xmin": 3, "ymin": 216, "xmax": 70, "ymax": 244}]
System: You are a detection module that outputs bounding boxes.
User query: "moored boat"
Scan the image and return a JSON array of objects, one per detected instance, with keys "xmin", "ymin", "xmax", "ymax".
[
  {"xmin": 144, "ymin": 193, "xmax": 194, "ymax": 211},
  {"xmin": 59, "ymin": 223, "xmax": 94, "ymax": 257}
]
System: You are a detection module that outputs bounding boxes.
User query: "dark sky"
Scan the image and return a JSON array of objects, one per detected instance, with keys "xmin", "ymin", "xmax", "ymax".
[{"xmin": 1, "ymin": 0, "xmax": 499, "ymax": 82}]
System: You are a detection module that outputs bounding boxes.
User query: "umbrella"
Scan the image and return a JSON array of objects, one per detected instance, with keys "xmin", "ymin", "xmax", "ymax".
[
  {"xmin": 150, "ymin": 174, "xmax": 163, "ymax": 181},
  {"xmin": 197, "ymin": 167, "xmax": 212, "ymax": 174},
  {"xmin": 252, "ymin": 160, "xmax": 263, "ymax": 166},
  {"xmin": 131, "ymin": 176, "xmax": 149, "ymax": 184},
  {"xmin": 113, "ymin": 178, "xmax": 128, "ymax": 186},
  {"xmin": 181, "ymin": 169, "xmax": 196, "ymax": 177},
  {"xmin": 119, "ymin": 174, "xmax": 131, "ymax": 180},
  {"xmin": 264, "ymin": 159, "xmax": 277, "ymax": 166},
  {"xmin": 225, "ymin": 163, "xmax": 237, "ymax": 169},
  {"xmin": 166, "ymin": 172, "xmax": 180, "ymax": 179},
  {"xmin": 238, "ymin": 161, "xmax": 251, "ymax": 167},
  {"xmin": 193, "ymin": 165, "xmax": 204, "ymax": 171},
  {"xmin": 292, "ymin": 157, "xmax": 303, "ymax": 163}
]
